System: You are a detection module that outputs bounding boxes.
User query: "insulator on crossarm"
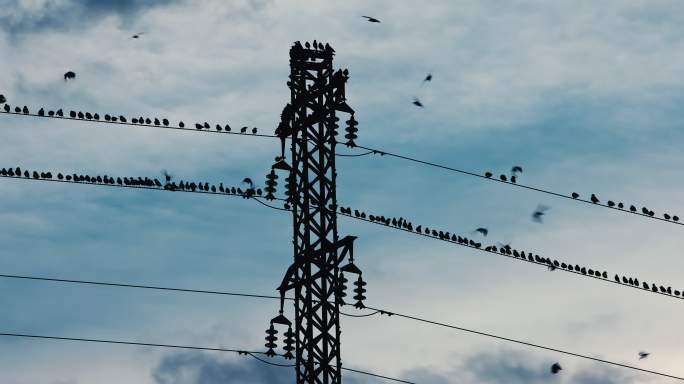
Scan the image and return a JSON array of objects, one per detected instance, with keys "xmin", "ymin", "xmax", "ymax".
[
  {"xmin": 283, "ymin": 326, "xmax": 295, "ymax": 360},
  {"xmin": 353, "ymin": 275, "xmax": 367, "ymax": 309},
  {"xmin": 264, "ymin": 169, "xmax": 278, "ymax": 200},
  {"xmin": 337, "ymin": 272, "xmax": 348, "ymax": 305},
  {"xmin": 344, "ymin": 115, "xmax": 359, "ymax": 147},
  {"xmin": 265, "ymin": 323, "xmax": 278, "ymax": 357}
]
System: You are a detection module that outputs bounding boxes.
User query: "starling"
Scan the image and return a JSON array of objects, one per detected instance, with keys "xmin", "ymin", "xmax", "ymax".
[
  {"xmin": 590, "ymin": 194, "xmax": 599, "ymax": 203},
  {"xmin": 571, "ymin": 192, "xmax": 579, "ymax": 199},
  {"xmin": 64, "ymin": 71, "xmax": 76, "ymax": 81},
  {"xmin": 412, "ymin": 97, "xmax": 424, "ymax": 108},
  {"xmin": 638, "ymin": 351, "xmax": 650, "ymax": 360},
  {"xmin": 550, "ymin": 363, "xmax": 562, "ymax": 374},
  {"xmin": 362, "ymin": 15, "xmax": 381, "ymax": 23}
]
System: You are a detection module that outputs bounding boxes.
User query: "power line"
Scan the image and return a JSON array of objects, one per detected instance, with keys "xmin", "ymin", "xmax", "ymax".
[
  {"xmin": 1, "ymin": 272, "xmax": 681, "ymax": 381},
  {"xmin": 2, "ymin": 167, "xmax": 679, "ymax": 303},
  {"xmin": 4, "ymin": 108, "xmax": 679, "ymax": 228},
  {"xmin": 0, "ymin": 110, "xmax": 279, "ymax": 139},
  {"xmin": 349, "ymin": 143, "xmax": 683, "ymax": 228},
  {"xmin": 336, "ymin": 209, "xmax": 684, "ymax": 303},
  {"xmin": 0, "ymin": 332, "xmax": 416, "ymax": 384}
]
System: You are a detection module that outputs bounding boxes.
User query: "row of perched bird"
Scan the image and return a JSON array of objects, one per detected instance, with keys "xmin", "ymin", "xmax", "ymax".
[
  {"xmin": 0, "ymin": 101, "xmax": 259, "ymax": 134},
  {"xmin": 571, "ymin": 192, "xmax": 680, "ymax": 221},
  {"xmin": 337, "ymin": 205, "xmax": 684, "ymax": 299},
  {"xmin": 484, "ymin": 165, "xmax": 524, "ymax": 183},
  {"xmin": 0, "ymin": 166, "xmax": 277, "ymax": 201},
  {"xmin": 479, "ymin": 164, "xmax": 681, "ymax": 223}
]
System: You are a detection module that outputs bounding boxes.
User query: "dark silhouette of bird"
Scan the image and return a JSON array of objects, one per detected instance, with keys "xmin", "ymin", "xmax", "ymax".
[
  {"xmin": 131, "ymin": 32, "xmax": 146, "ymax": 39},
  {"xmin": 607, "ymin": 200, "xmax": 615, "ymax": 207},
  {"xmin": 571, "ymin": 192, "xmax": 579, "ymax": 199},
  {"xmin": 3, "ymin": 104, "xmax": 9, "ymax": 112},
  {"xmin": 14, "ymin": 106, "xmax": 20, "ymax": 113},
  {"xmin": 22, "ymin": 106, "xmax": 29, "ymax": 114},
  {"xmin": 241, "ymin": 126, "xmax": 248, "ymax": 133},
  {"xmin": 224, "ymin": 124, "xmax": 231, "ymax": 132},
  {"xmin": 64, "ymin": 71, "xmax": 76, "ymax": 81},
  {"xmin": 422, "ymin": 73, "xmax": 432, "ymax": 83},
  {"xmin": 499, "ymin": 174, "xmax": 507, "ymax": 182},
  {"xmin": 510, "ymin": 175, "xmax": 517, "ymax": 183},
  {"xmin": 638, "ymin": 351, "xmax": 650, "ymax": 360},
  {"xmin": 532, "ymin": 204, "xmax": 549, "ymax": 223},
  {"xmin": 242, "ymin": 177, "xmax": 254, "ymax": 189},
  {"xmin": 252, "ymin": 127, "xmax": 257, "ymax": 134},
  {"xmin": 484, "ymin": 172, "xmax": 492, "ymax": 178},
  {"xmin": 203, "ymin": 122, "xmax": 210, "ymax": 129},
  {"xmin": 550, "ymin": 363, "xmax": 562, "ymax": 374},
  {"xmin": 162, "ymin": 118, "xmax": 169, "ymax": 126},
  {"xmin": 630, "ymin": 205, "xmax": 637, "ymax": 212},
  {"xmin": 215, "ymin": 124, "xmax": 222, "ymax": 131},
  {"xmin": 154, "ymin": 118, "xmax": 160, "ymax": 125},
  {"xmin": 85, "ymin": 112, "xmax": 92, "ymax": 119},
  {"xmin": 56, "ymin": 109, "xmax": 63, "ymax": 117},
  {"xmin": 77, "ymin": 111, "xmax": 84, "ymax": 119},
  {"xmin": 0, "ymin": 94, "xmax": 6, "ymax": 104},
  {"xmin": 195, "ymin": 123, "xmax": 203, "ymax": 130},
  {"xmin": 178, "ymin": 121, "xmax": 184, "ymax": 128},
  {"xmin": 362, "ymin": 15, "xmax": 381, "ymax": 23},
  {"xmin": 474, "ymin": 227, "xmax": 488, "ymax": 237},
  {"xmin": 70, "ymin": 110, "xmax": 76, "ymax": 118},
  {"xmin": 674, "ymin": 216, "xmax": 680, "ymax": 222},
  {"xmin": 590, "ymin": 194, "xmax": 599, "ymax": 203},
  {"xmin": 664, "ymin": 213, "xmax": 671, "ymax": 220},
  {"xmin": 511, "ymin": 166, "xmax": 523, "ymax": 175},
  {"xmin": 38, "ymin": 108, "xmax": 44, "ymax": 116},
  {"xmin": 618, "ymin": 202, "xmax": 624, "ymax": 209},
  {"xmin": 412, "ymin": 97, "xmax": 424, "ymax": 108}
]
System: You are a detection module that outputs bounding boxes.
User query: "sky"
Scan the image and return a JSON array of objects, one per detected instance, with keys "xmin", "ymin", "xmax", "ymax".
[{"xmin": 1, "ymin": 0, "xmax": 684, "ymax": 383}]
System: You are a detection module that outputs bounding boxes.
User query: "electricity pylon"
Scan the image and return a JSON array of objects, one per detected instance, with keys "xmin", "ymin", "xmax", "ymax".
[{"xmin": 266, "ymin": 41, "xmax": 365, "ymax": 384}]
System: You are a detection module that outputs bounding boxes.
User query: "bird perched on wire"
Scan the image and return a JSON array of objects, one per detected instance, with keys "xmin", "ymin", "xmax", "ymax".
[
  {"xmin": 0, "ymin": 94, "xmax": 6, "ymax": 104},
  {"xmin": 362, "ymin": 15, "xmax": 381, "ymax": 23},
  {"xmin": 412, "ymin": 97, "xmax": 424, "ymax": 108},
  {"xmin": 591, "ymin": 194, "xmax": 599, "ymax": 204},
  {"xmin": 550, "ymin": 362, "xmax": 562, "ymax": 374},
  {"xmin": 638, "ymin": 351, "xmax": 650, "ymax": 360},
  {"xmin": 64, "ymin": 71, "xmax": 76, "ymax": 81},
  {"xmin": 532, "ymin": 204, "xmax": 549, "ymax": 223},
  {"xmin": 473, "ymin": 227, "xmax": 488, "ymax": 237}
]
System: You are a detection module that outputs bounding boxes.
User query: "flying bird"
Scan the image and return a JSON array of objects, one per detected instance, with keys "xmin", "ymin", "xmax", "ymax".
[
  {"xmin": 131, "ymin": 32, "xmax": 146, "ymax": 39},
  {"xmin": 474, "ymin": 227, "xmax": 488, "ymax": 237},
  {"xmin": 511, "ymin": 166, "xmax": 523, "ymax": 174},
  {"xmin": 64, "ymin": 71, "xmax": 76, "ymax": 81},
  {"xmin": 362, "ymin": 16, "xmax": 381, "ymax": 23},
  {"xmin": 638, "ymin": 351, "xmax": 650, "ymax": 360},
  {"xmin": 412, "ymin": 97, "xmax": 424, "ymax": 108},
  {"xmin": 550, "ymin": 363, "xmax": 562, "ymax": 374},
  {"xmin": 242, "ymin": 178, "xmax": 254, "ymax": 188},
  {"xmin": 532, "ymin": 204, "xmax": 549, "ymax": 223},
  {"xmin": 422, "ymin": 72, "xmax": 432, "ymax": 84}
]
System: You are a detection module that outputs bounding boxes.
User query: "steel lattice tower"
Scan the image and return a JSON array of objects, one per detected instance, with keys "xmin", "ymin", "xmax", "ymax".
[{"xmin": 269, "ymin": 41, "xmax": 363, "ymax": 384}]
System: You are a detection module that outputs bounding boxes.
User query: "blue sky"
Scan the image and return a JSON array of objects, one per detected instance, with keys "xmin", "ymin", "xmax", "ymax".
[{"xmin": 1, "ymin": 0, "xmax": 684, "ymax": 383}]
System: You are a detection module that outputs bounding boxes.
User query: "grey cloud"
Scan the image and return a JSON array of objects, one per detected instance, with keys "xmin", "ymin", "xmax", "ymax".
[
  {"xmin": 0, "ymin": 0, "xmax": 182, "ymax": 36},
  {"xmin": 152, "ymin": 352, "xmax": 373, "ymax": 384}
]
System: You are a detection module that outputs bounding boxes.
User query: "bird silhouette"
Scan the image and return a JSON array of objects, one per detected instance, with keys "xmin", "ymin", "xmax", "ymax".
[
  {"xmin": 362, "ymin": 15, "xmax": 381, "ymax": 23},
  {"xmin": 571, "ymin": 192, "xmax": 579, "ymax": 199},
  {"xmin": 0, "ymin": 94, "xmax": 5, "ymax": 104},
  {"xmin": 224, "ymin": 124, "xmax": 231, "ymax": 132},
  {"xmin": 532, "ymin": 204, "xmax": 549, "ymax": 223},
  {"xmin": 499, "ymin": 174, "xmax": 507, "ymax": 182},
  {"xmin": 241, "ymin": 126, "xmax": 248, "ymax": 133},
  {"xmin": 38, "ymin": 108, "xmax": 44, "ymax": 116},
  {"xmin": 422, "ymin": 72, "xmax": 432, "ymax": 84},
  {"xmin": 638, "ymin": 351, "xmax": 650, "ymax": 360},
  {"xmin": 178, "ymin": 121, "xmax": 184, "ymax": 128},
  {"xmin": 22, "ymin": 106, "xmax": 29, "ymax": 114},
  {"xmin": 131, "ymin": 32, "xmax": 146, "ymax": 39},
  {"xmin": 511, "ymin": 166, "xmax": 523, "ymax": 174},
  {"xmin": 550, "ymin": 363, "xmax": 562, "ymax": 374},
  {"xmin": 591, "ymin": 194, "xmax": 599, "ymax": 203},
  {"xmin": 203, "ymin": 122, "xmax": 210, "ymax": 129},
  {"xmin": 215, "ymin": 124, "xmax": 222, "ymax": 131},
  {"xmin": 412, "ymin": 97, "xmax": 424, "ymax": 108},
  {"xmin": 195, "ymin": 123, "xmax": 203, "ymax": 130},
  {"xmin": 252, "ymin": 127, "xmax": 258, "ymax": 134},
  {"xmin": 64, "ymin": 71, "xmax": 76, "ymax": 81},
  {"xmin": 474, "ymin": 227, "xmax": 488, "ymax": 237},
  {"xmin": 484, "ymin": 171, "xmax": 492, "ymax": 178},
  {"xmin": 162, "ymin": 118, "xmax": 169, "ymax": 126},
  {"xmin": 242, "ymin": 177, "xmax": 254, "ymax": 189},
  {"xmin": 3, "ymin": 104, "xmax": 9, "ymax": 112}
]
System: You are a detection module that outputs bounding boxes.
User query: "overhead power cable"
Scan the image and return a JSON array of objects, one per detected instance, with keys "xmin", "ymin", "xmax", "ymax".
[
  {"xmin": 1, "ymin": 272, "xmax": 681, "ymax": 381},
  {"xmin": 2, "ymin": 108, "xmax": 679, "ymax": 227},
  {"xmin": 0, "ymin": 332, "xmax": 416, "ymax": 384}
]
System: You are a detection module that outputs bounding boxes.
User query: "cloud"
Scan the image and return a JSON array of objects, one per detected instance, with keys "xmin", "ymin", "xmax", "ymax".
[
  {"xmin": 0, "ymin": 0, "xmax": 181, "ymax": 36},
  {"xmin": 152, "ymin": 351, "xmax": 373, "ymax": 384}
]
